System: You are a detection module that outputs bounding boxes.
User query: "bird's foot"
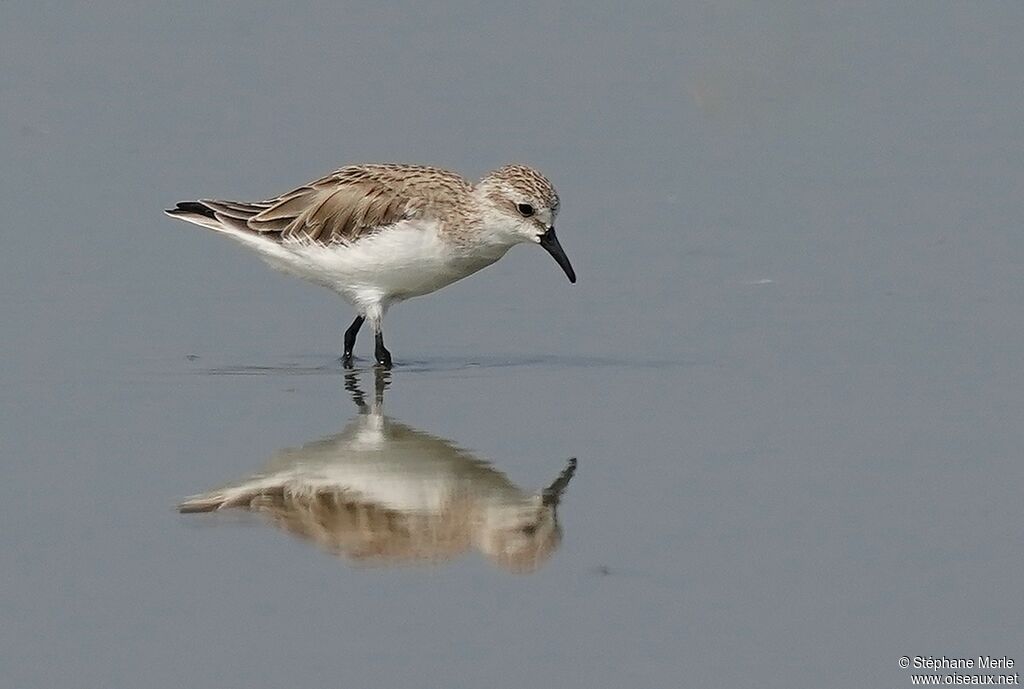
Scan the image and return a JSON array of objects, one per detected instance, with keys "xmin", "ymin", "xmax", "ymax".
[{"xmin": 374, "ymin": 332, "xmax": 392, "ymax": 370}]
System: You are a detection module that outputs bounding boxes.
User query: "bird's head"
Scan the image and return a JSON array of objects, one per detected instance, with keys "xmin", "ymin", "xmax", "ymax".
[{"xmin": 475, "ymin": 164, "xmax": 576, "ymax": 283}]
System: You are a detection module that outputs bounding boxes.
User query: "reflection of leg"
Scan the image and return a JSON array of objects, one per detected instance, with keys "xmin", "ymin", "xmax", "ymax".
[
  {"xmin": 372, "ymin": 367, "xmax": 390, "ymax": 408},
  {"xmin": 344, "ymin": 371, "xmax": 367, "ymax": 412},
  {"xmin": 542, "ymin": 458, "xmax": 577, "ymax": 506},
  {"xmin": 374, "ymin": 330, "xmax": 392, "ymax": 369},
  {"xmin": 342, "ymin": 315, "xmax": 365, "ymax": 365},
  {"xmin": 345, "ymin": 369, "xmax": 388, "ymax": 412}
]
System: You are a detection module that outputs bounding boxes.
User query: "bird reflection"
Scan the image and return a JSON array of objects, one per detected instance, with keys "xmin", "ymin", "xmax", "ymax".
[{"xmin": 179, "ymin": 370, "xmax": 576, "ymax": 573}]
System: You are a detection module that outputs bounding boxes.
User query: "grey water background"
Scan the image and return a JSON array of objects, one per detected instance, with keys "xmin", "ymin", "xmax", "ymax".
[{"xmin": 2, "ymin": 2, "xmax": 1022, "ymax": 687}]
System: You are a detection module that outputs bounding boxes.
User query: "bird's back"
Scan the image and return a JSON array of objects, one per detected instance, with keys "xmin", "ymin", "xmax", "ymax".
[{"xmin": 166, "ymin": 163, "xmax": 475, "ymax": 247}]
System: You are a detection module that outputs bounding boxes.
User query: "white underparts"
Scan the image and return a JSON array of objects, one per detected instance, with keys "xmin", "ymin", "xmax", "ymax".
[{"xmin": 209, "ymin": 219, "xmax": 515, "ymax": 328}]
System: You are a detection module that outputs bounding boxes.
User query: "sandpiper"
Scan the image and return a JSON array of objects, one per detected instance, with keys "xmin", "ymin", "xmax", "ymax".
[
  {"xmin": 178, "ymin": 371, "xmax": 577, "ymax": 573},
  {"xmin": 165, "ymin": 163, "xmax": 576, "ymax": 368}
]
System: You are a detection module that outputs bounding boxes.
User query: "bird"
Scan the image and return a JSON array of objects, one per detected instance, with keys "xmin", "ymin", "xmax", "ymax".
[
  {"xmin": 178, "ymin": 371, "xmax": 577, "ymax": 573},
  {"xmin": 165, "ymin": 163, "xmax": 576, "ymax": 369}
]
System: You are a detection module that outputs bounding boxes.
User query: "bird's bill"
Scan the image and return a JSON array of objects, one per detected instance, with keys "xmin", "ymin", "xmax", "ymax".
[{"xmin": 539, "ymin": 227, "xmax": 577, "ymax": 283}]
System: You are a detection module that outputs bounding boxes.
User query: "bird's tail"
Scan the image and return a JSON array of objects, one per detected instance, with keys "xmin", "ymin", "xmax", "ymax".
[{"xmin": 164, "ymin": 199, "xmax": 271, "ymax": 234}]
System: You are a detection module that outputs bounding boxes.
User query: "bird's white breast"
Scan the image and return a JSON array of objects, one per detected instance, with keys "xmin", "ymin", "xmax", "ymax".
[{"xmin": 259, "ymin": 220, "xmax": 508, "ymax": 313}]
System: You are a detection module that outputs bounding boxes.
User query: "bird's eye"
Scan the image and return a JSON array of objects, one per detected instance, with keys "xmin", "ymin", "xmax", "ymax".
[{"xmin": 516, "ymin": 203, "xmax": 535, "ymax": 218}]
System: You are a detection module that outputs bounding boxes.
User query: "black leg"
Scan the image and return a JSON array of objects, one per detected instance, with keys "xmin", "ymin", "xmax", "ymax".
[
  {"xmin": 343, "ymin": 315, "xmax": 365, "ymax": 364},
  {"xmin": 374, "ymin": 330, "xmax": 392, "ymax": 369}
]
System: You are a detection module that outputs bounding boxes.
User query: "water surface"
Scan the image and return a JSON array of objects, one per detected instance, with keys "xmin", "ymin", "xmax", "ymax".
[{"xmin": 2, "ymin": 2, "xmax": 1022, "ymax": 688}]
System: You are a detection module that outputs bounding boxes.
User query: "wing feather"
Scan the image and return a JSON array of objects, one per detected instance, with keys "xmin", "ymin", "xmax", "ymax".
[
  {"xmin": 169, "ymin": 164, "xmax": 471, "ymax": 245},
  {"xmin": 249, "ymin": 169, "xmax": 422, "ymax": 244}
]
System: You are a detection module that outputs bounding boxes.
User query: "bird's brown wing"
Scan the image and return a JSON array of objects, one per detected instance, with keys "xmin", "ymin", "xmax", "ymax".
[
  {"xmin": 201, "ymin": 166, "xmax": 420, "ymax": 245},
  {"xmin": 250, "ymin": 167, "xmax": 423, "ymax": 243},
  {"xmin": 169, "ymin": 164, "xmax": 472, "ymax": 245}
]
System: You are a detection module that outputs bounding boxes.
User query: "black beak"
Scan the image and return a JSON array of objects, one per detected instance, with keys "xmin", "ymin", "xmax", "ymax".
[{"xmin": 539, "ymin": 227, "xmax": 577, "ymax": 283}]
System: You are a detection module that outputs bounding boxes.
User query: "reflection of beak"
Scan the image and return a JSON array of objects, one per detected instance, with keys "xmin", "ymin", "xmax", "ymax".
[
  {"xmin": 541, "ymin": 457, "xmax": 577, "ymax": 507},
  {"xmin": 539, "ymin": 227, "xmax": 577, "ymax": 284}
]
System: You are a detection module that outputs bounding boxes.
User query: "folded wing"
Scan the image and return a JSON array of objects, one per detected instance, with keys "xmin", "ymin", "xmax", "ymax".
[{"xmin": 167, "ymin": 164, "xmax": 470, "ymax": 245}]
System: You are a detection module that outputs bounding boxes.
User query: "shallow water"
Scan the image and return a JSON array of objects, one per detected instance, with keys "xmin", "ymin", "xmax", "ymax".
[{"xmin": 3, "ymin": 2, "xmax": 1023, "ymax": 688}]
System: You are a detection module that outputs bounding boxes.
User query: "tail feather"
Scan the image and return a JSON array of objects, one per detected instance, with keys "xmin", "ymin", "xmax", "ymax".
[
  {"xmin": 167, "ymin": 201, "xmax": 218, "ymax": 219},
  {"xmin": 178, "ymin": 481, "xmax": 286, "ymax": 513},
  {"xmin": 177, "ymin": 494, "xmax": 225, "ymax": 513},
  {"xmin": 178, "ymin": 488, "xmax": 250, "ymax": 513},
  {"xmin": 164, "ymin": 199, "xmax": 264, "ymax": 234}
]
